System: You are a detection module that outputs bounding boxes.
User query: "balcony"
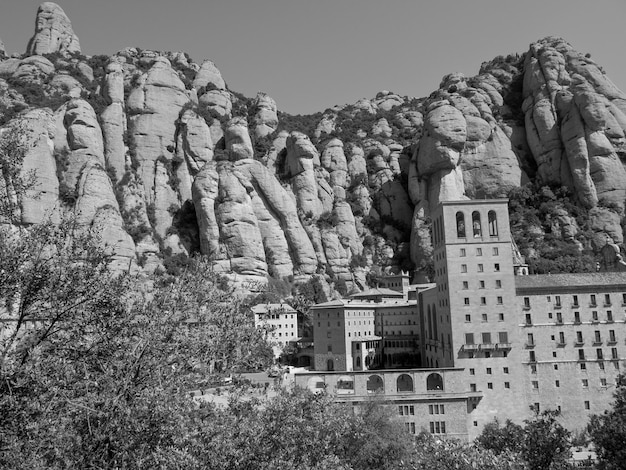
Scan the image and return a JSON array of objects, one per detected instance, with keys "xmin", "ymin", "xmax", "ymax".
[
  {"xmin": 462, "ymin": 344, "xmax": 479, "ymax": 351},
  {"xmin": 593, "ymin": 340, "xmax": 603, "ymax": 346},
  {"xmin": 495, "ymin": 343, "xmax": 512, "ymax": 350},
  {"xmin": 556, "ymin": 341, "xmax": 566, "ymax": 348},
  {"xmin": 554, "ymin": 303, "xmax": 562, "ymax": 309},
  {"xmin": 604, "ymin": 302, "xmax": 612, "ymax": 307},
  {"xmin": 608, "ymin": 338, "xmax": 617, "ymax": 345},
  {"xmin": 479, "ymin": 343, "xmax": 496, "ymax": 351},
  {"xmin": 574, "ymin": 340, "xmax": 584, "ymax": 347},
  {"xmin": 525, "ymin": 342, "xmax": 536, "ymax": 349}
]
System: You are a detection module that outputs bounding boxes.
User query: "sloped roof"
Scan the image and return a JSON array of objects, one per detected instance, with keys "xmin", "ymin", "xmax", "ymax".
[
  {"xmin": 350, "ymin": 287, "xmax": 404, "ymax": 298},
  {"xmin": 250, "ymin": 303, "xmax": 297, "ymax": 314},
  {"xmin": 515, "ymin": 272, "xmax": 626, "ymax": 293}
]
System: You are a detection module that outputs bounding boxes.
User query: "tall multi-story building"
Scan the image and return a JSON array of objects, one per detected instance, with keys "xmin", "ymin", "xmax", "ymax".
[
  {"xmin": 252, "ymin": 302, "xmax": 299, "ymax": 358},
  {"xmin": 296, "ymin": 198, "xmax": 626, "ymax": 440}
]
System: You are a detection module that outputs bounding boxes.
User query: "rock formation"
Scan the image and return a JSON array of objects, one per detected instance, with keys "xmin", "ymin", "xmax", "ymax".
[
  {"xmin": 3, "ymin": 3, "xmax": 626, "ymax": 288},
  {"xmin": 26, "ymin": 2, "xmax": 81, "ymax": 56}
]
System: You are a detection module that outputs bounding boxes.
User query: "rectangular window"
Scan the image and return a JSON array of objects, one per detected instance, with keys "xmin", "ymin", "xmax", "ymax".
[
  {"xmin": 597, "ymin": 349, "xmax": 604, "ymax": 360},
  {"xmin": 555, "ymin": 296, "xmax": 561, "ymax": 307},
  {"xmin": 488, "ymin": 382, "xmax": 493, "ymax": 389},
  {"xmin": 581, "ymin": 363, "xmax": 587, "ymax": 370},
  {"xmin": 574, "ymin": 312, "xmax": 581, "ymax": 324},
  {"xmin": 556, "ymin": 380, "xmax": 560, "ymax": 387},
  {"xmin": 579, "ymin": 349, "xmax": 586, "ymax": 361},
  {"xmin": 482, "ymin": 313, "xmax": 488, "ymax": 322},
  {"xmin": 481, "ymin": 297, "xmax": 487, "ymax": 305},
  {"xmin": 465, "ymin": 314, "xmax": 471, "ymax": 322},
  {"xmin": 495, "ymin": 280, "xmax": 502, "ymax": 288},
  {"xmin": 558, "ymin": 331, "xmax": 565, "ymax": 345},
  {"xmin": 503, "ymin": 367, "xmax": 509, "ymax": 374},
  {"xmin": 605, "ymin": 294, "xmax": 612, "ymax": 306},
  {"xmin": 532, "ymin": 380, "xmax": 539, "ymax": 389},
  {"xmin": 482, "ymin": 332, "xmax": 492, "ymax": 344},
  {"xmin": 498, "ymin": 313, "xmax": 504, "ymax": 321},
  {"xmin": 493, "ymin": 247, "xmax": 499, "ymax": 256},
  {"xmin": 497, "ymin": 296, "xmax": 503, "ymax": 305},
  {"xmin": 460, "ymin": 248, "xmax": 466, "ymax": 257},
  {"xmin": 470, "ymin": 383, "xmax": 477, "ymax": 392},
  {"xmin": 582, "ymin": 379, "xmax": 588, "ymax": 387},
  {"xmin": 591, "ymin": 294, "xmax": 597, "ymax": 306},
  {"xmin": 410, "ymin": 405, "xmax": 415, "ymax": 415},
  {"xmin": 470, "ymin": 368, "xmax": 475, "ymax": 375},
  {"xmin": 595, "ymin": 330, "xmax": 602, "ymax": 343},
  {"xmin": 609, "ymin": 330, "xmax": 617, "ymax": 343},
  {"xmin": 525, "ymin": 314, "xmax": 532, "ymax": 325},
  {"xmin": 573, "ymin": 295, "xmax": 579, "ymax": 306},
  {"xmin": 399, "ymin": 406, "xmax": 404, "ymax": 416},
  {"xmin": 486, "ymin": 367, "xmax": 492, "ymax": 374},
  {"xmin": 494, "ymin": 263, "xmax": 500, "ymax": 272},
  {"xmin": 612, "ymin": 348, "xmax": 618, "ymax": 359},
  {"xmin": 607, "ymin": 311, "xmax": 614, "ymax": 322},
  {"xmin": 556, "ymin": 312, "xmax": 563, "ymax": 324},
  {"xmin": 461, "ymin": 264, "xmax": 467, "ymax": 273},
  {"xmin": 601, "ymin": 378, "xmax": 607, "ymax": 387},
  {"xmin": 465, "ymin": 333, "xmax": 475, "ymax": 345},
  {"xmin": 478, "ymin": 264, "xmax": 484, "ymax": 272},
  {"xmin": 585, "ymin": 401, "xmax": 590, "ymax": 410},
  {"xmin": 593, "ymin": 311, "xmax": 599, "ymax": 322},
  {"xmin": 479, "ymin": 280, "xmax": 485, "ymax": 289},
  {"xmin": 476, "ymin": 248, "xmax": 482, "ymax": 256},
  {"xmin": 499, "ymin": 332, "xmax": 508, "ymax": 344},
  {"xmin": 464, "ymin": 297, "xmax": 470, "ymax": 305},
  {"xmin": 529, "ymin": 350, "xmax": 536, "ymax": 362},
  {"xmin": 462, "ymin": 281, "xmax": 469, "ymax": 289}
]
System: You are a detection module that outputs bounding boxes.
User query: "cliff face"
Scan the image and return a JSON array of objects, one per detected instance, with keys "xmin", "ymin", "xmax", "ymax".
[{"xmin": 2, "ymin": 4, "xmax": 626, "ymax": 289}]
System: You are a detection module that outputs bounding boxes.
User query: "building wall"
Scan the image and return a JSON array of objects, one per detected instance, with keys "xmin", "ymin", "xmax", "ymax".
[
  {"xmin": 294, "ymin": 368, "xmax": 481, "ymax": 441},
  {"xmin": 430, "ymin": 200, "xmax": 529, "ymax": 438},
  {"xmin": 517, "ymin": 286, "xmax": 626, "ymax": 430}
]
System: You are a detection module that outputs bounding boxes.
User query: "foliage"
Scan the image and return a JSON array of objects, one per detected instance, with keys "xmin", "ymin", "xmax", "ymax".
[
  {"xmin": 508, "ymin": 183, "xmax": 597, "ymax": 274},
  {"xmin": 588, "ymin": 375, "xmax": 626, "ymax": 469},
  {"xmin": 476, "ymin": 418, "xmax": 525, "ymax": 455},
  {"xmin": 407, "ymin": 432, "xmax": 524, "ymax": 470},
  {"xmin": 521, "ymin": 409, "xmax": 572, "ymax": 470},
  {"xmin": 0, "ymin": 120, "xmax": 34, "ymax": 220},
  {"xmin": 0, "ymin": 223, "xmax": 274, "ymax": 468}
]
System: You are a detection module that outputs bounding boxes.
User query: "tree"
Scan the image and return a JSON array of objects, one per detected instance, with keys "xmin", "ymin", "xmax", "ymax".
[
  {"xmin": 521, "ymin": 409, "xmax": 571, "ymax": 470},
  {"xmin": 0, "ymin": 120, "xmax": 34, "ymax": 221},
  {"xmin": 476, "ymin": 418, "xmax": 525, "ymax": 455},
  {"xmin": 588, "ymin": 375, "xmax": 626, "ymax": 469}
]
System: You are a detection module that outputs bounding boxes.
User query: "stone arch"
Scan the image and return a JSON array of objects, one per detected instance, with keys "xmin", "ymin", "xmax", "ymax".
[
  {"xmin": 472, "ymin": 211, "xmax": 482, "ymax": 237},
  {"xmin": 456, "ymin": 211, "xmax": 466, "ymax": 238},
  {"xmin": 427, "ymin": 373, "xmax": 444, "ymax": 391},
  {"xmin": 367, "ymin": 374, "xmax": 384, "ymax": 393},
  {"xmin": 488, "ymin": 210, "xmax": 498, "ymax": 236},
  {"xmin": 397, "ymin": 374, "xmax": 414, "ymax": 392}
]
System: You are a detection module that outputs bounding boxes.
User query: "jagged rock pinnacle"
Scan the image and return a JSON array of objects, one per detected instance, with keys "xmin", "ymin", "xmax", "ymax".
[{"xmin": 26, "ymin": 2, "xmax": 81, "ymax": 56}]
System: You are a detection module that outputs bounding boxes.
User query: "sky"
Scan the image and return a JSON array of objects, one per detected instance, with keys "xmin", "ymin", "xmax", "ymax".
[{"xmin": 1, "ymin": 0, "xmax": 625, "ymax": 115}]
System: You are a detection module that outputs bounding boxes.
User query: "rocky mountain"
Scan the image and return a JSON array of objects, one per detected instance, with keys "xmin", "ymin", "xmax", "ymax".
[{"xmin": 2, "ymin": 3, "xmax": 626, "ymax": 292}]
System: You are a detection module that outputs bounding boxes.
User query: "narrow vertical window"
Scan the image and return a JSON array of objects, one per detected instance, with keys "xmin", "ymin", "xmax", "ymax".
[
  {"xmin": 456, "ymin": 211, "xmax": 466, "ymax": 238},
  {"xmin": 488, "ymin": 210, "xmax": 498, "ymax": 236},
  {"xmin": 472, "ymin": 211, "xmax": 482, "ymax": 237}
]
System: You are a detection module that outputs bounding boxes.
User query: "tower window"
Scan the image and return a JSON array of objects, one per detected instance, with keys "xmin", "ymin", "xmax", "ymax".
[
  {"xmin": 472, "ymin": 211, "xmax": 482, "ymax": 237},
  {"xmin": 488, "ymin": 210, "xmax": 498, "ymax": 236},
  {"xmin": 456, "ymin": 212, "xmax": 466, "ymax": 238}
]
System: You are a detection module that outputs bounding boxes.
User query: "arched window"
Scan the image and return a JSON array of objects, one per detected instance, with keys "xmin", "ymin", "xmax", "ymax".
[
  {"xmin": 488, "ymin": 210, "xmax": 498, "ymax": 236},
  {"xmin": 472, "ymin": 211, "xmax": 482, "ymax": 237},
  {"xmin": 327, "ymin": 359, "xmax": 334, "ymax": 371},
  {"xmin": 427, "ymin": 373, "xmax": 444, "ymax": 391},
  {"xmin": 397, "ymin": 374, "xmax": 414, "ymax": 392},
  {"xmin": 367, "ymin": 374, "xmax": 384, "ymax": 393},
  {"xmin": 456, "ymin": 212, "xmax": 466, "ymax": 238},
  {"xmin": 356, "ymin": 356, "xmax": 361, "ymax": 368}
]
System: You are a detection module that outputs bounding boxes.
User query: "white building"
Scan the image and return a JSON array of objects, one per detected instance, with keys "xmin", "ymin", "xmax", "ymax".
[{"xmin": 252, "ymin": 303, "xmax": 299, "ymax": 358}]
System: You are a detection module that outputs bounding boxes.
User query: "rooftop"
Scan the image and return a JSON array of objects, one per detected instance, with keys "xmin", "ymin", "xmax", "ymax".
[
  {"xmin": 515, "ymin": 272, "xmax": 626, "ymax": 292},
  {"xmin": 251, "ymin": 303, "xmax": 297, "ymax": 314}
]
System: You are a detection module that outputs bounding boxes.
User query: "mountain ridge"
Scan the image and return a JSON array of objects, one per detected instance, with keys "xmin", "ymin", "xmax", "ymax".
[{"xmin": 2, "ymin": 3, "xmax": 626, "ymax": 294}]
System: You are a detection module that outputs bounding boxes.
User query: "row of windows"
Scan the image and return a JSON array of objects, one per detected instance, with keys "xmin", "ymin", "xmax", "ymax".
[
  {"xmin": 524, "ymin": 310, "xmax": 617, "ymax": 325},
  {"xmin": 530, "ymin": 361, "xmax": 620, "ymax": 373},
  {"xmin": 262, "ymin": 313, "xmax": 295, "ymax": 320},
  {"xmin": 460, "ymin": 247, "xmax": 499, "ymax": 257},
  {"xmin": 469, "ymin": 382, "xmax": 511, "ymax": 391},
  {"xmin": 526, "ymin": 330, "xmax": 618, "ymax": 346},
  {"xmin": 462, "ymin": 279, "xmax": 502, "ymax": 289},
  {"xmin": 317, "ymin": 373, "xmax": 445, "ymax": 393},
  {"xmin": 461, "ymin": 263, "xmax": 500, "ymax": 273},
  {"xmin": 464, "ymin": 296, "xmax": 504, "ymax": 306},
  {"xmin": 470, "ymin": 367, "xmax": 509, "ymax": 375},
  {"xmin": 455, "ymin": 210, "xmax": 499, "ymax": 238},
  {"xmin": 466, "ymin": 313, "xmax": 506, "ymax": 322},
  {"xmin": 465, "ymin": 332, "xmax": 509, "ymax": 345},
  {"xmin": 528, "ymin": 348, "xmax": 620, "ymax": 362},
  {"xmin": 533, "ymin": 377, "xmax": 615, "ymax": 389},
  {"xmin": 525, "ymin": 294, "xmax": 625, "ymax": 308}
]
